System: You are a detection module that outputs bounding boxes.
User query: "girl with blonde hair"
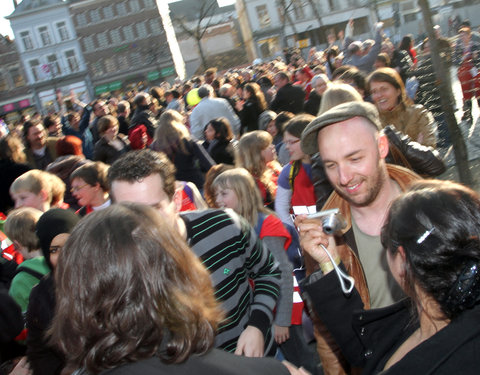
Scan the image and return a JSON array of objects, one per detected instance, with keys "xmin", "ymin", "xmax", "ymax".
[{"xmin": 213, "ymin": 168, "xmax": 318, "ymax": 373}]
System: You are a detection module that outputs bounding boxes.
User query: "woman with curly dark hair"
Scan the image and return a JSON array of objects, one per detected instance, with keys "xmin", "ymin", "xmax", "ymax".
[
  {"xmin": 202, "ymin": 117, "xmax": 236, "ymax": 165},
  {"xmin": 298, "ymin": 180, "xmax": 480, "ymax": 374},
  {"xmin": 236, "ymin": 82, "xmax": 268, "ymax": 134},
  {"xmin": 48, "ymin": 203, "xmax": 289, "ymax": 375}
]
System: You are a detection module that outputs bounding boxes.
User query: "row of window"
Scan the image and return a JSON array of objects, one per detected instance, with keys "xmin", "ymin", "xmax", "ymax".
[
  {"xmin": 28, "ymin": 50, "xmax": 80, "ymax": 82},
  {"xmin": 76, "ymin": 0, "xmax": 157, "ymax": 27},
  {"xmin": 82, "ymin": 19, "xmax": 163, "ymax": 52},
  {"xmin": 20, "ymin": 21, "xmax": 71, "ymax": 51},
  {"xmin": 0, "ymin": 67, "xmax": 26, "ymax": 91},
  {"xmin": 89, "ymin": 47, "xmax": 166, "ymax": 77}
]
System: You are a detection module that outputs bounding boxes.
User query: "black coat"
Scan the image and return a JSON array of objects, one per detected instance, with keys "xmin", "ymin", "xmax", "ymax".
[
  {"xmin": 239, "ymin": 100, "xmax": 262, "ymax": 133},
  {"xmin": 202, "ymin": 140, "xmax": 235, "ymax": 165},
  {"xmin": 93, "ymin": 135, "xmax": 130, "ymax": 165},
  {"xmin": 304, "ymin": 90, "xmax": 322, "ymax": 116},
  {"xmin": 0, "ymin": 160, "xmax": 31, "ymax": 214},
  {"xmin": 100, "ymin": 348, "xmax": 289, "ymax": 375},
  {"xmin": 270, "ymin": 84, "xmax": 305, "ymax": 114},
  {"xmin": 26, "ymin": 275, "xmax": 65, "ymax": 375},
  {"xmin": 302, "ymin": 266, "xmax": 480, "ymax": 375}
]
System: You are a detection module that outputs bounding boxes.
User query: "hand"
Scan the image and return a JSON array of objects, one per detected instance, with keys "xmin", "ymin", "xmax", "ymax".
[
  {"xmin": 274, "ymin": 324, "xmax": 290, "ymax": 344},
  {"xmin": 282, "ymin": 361, "xmax": 311, "ymax": 375},
  {"xmin": 294, "ymin": 215, "xmax": 338, "ymax": 267},
  {"xmin": 234, "ymin": 325, "xmax": 264, "ymax": 357},
  {"xmin": 9, "ymin": 357, "xmax": 31, "ymax": 375},
  {"xmin": 235, "ymin": 100, "xmax": 244, "ymax": 112}
]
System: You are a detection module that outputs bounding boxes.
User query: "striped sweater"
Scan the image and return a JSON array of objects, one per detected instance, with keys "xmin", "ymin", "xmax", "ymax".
[{"xmin": 181, "ymin": 209, "xmax": 281, "ymax": 353}]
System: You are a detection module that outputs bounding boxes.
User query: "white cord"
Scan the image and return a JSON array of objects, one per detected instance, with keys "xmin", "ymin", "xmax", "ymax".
[{"xmin": 320, "ymin": 244, "xmax": 355, "ymax": 294}]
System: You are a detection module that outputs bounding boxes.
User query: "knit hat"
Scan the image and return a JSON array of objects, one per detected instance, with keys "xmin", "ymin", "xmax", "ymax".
[
  {"xmin": 258, "ymin": 110, "xmax": 277, "ymax": 130},
  {"xmin": 36, "ymin": 208, "xmax": 80, "ymax": 270},
  {"xmin": 301, "ymin": 101, "xmax": 381, "ymax": 155}
]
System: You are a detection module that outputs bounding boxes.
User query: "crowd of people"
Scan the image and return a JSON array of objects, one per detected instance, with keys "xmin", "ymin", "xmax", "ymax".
[{"xmin": 1, "ymin": 17, "xmax": 480, "ymax": 375}]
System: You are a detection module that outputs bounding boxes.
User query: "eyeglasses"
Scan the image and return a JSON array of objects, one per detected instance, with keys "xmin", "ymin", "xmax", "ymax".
[
  {"xmin": 70, "ymin": 183, "xmax": 89, "ymax": 193},
  {"xmin": 284, "ymin": 139, "xmax": 300, "ymax": 146},
  {"xmin": 49, "ymin": 245, "xmax": 62, "ymax": 254}
]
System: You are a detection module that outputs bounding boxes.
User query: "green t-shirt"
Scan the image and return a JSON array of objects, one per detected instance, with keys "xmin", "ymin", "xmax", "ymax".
[
  {"xmin": 9, "ymin": 257, "xmax": 50, "ymax": 313},
  {"xmin": 351, "ymin": 215, "xmax": 404, "ymax": 308}
]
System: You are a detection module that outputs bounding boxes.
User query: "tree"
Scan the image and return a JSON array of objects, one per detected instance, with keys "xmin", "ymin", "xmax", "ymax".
[
  {"xmin": 170, "ymin": 0, "xmax": 218, "ymax": 71},
  {"xmin": 417, "ymin": 0, "xmax": 473, "ymax": 186},
  {"xmin": 277, "ymin": 0, "xmax": 299, "ymax": 48}
]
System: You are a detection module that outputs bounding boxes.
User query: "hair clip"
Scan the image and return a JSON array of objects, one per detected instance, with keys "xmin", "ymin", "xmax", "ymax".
[{"xmin": 417, "ymin": 227, "xmax": 435, "ymax": 244}]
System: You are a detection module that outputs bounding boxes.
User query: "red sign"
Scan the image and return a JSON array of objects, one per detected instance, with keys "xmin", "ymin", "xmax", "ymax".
[
  {"xmin": 3, "ymin": 103, "xmax": 14, "ymax": 112},
  {"xmin": 18, "ymin": 99, "xmax": 30, "ymax": 108}
]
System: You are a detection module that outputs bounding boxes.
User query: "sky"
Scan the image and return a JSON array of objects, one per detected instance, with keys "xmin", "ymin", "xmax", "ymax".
[{"xmin": 0, "ymin": 0, "xmax": 236, "ymax": 39}]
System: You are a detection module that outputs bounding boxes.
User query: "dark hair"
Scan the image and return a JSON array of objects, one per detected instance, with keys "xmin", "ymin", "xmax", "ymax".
[
  {"xmin": 284, "ymin": 114, "xmax": 315, "ymax": 139},
  {"xmin": 274, "ymin": 111, "xmax": 295, "ymax": 136},
  {"xmin": 381, "ymin": 180, "xmax": 480, "ymax": 320},
  {"xmin": 375, "ymin": 52, "xmax": 391, "ymax": 67},
  {"xmin": 244, "ymin": 82, "xmax": 267, "ymax": 112},
  {"xmin": 206, "ymin": 117, "xmax": 234, "ymax": 142},
  {"xmin": 22, "ymin": 120, "xmax": 44, "ymax": 146},
  {"xmin": 97, "ymin": 115, "xmax": 119, "ymax": 135},
  {"xmin": 367, "ymin": 67, "xmax": 408, "ymax": 106},
  {"xmin": 107, "ymin": 150, "xmax": 177, "ymax": 200},
  {"xmin": 338, "ymin": 67, "xmax": 368, "ymax": 96},
  {"xmin": 43, "ymin": 114, "xmax": 59, "ymax": 128},
  {"xmin": 71, "ymin": 161, "xmax": 109, "ymax": 192},
  {"xmin": 399, "ymin": 35, "xmax": 413, "ymax": 52},
  {"xmin": 49, "ymin": 203, "xmax": 223, "ymax": 374}
]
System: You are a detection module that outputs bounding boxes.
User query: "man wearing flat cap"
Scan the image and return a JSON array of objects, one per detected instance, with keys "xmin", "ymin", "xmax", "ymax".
[{"xmin": 296, "ymin": 101, "xmax": 420, "ymax": 375}]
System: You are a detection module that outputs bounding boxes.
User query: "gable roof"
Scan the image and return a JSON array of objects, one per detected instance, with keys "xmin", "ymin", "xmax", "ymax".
[{"xmin": 7, "ymin": 0, "xmax": 67, "ymax": 18}]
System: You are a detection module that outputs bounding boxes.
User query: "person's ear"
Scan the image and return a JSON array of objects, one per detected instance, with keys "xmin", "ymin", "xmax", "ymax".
[
  {"xmin": 39, "ymin": 189, "xmax": 49, "ymax": 203},
  {"xmin": 378, "ymin": 133, "xmax": 389, "ymax": 159},
  {"xmin": 173, "ymin": 185, "xmax": 183, "ymax": 213},
  {"xmin": 397, "ymin": 245, "xmax": 407, "ymax": 278}
]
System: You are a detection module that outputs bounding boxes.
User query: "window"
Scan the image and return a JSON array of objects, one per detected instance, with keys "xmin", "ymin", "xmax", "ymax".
[
  {"xmin": 130, "ymin": 0, "xmax": 140, "ymax": 12},
  {"xmin": 65, "ymin": 50, "xmax": 80, "ymax": 73},
  {"xmin": 0, "ymin": 72, "xmax": 8, "ymax": 91},
  {"xmin": 29, "ymin": 59, "xmax": 40, "ymax": 81},
  {"xmin": 130, "ymin": 52, "xmax": 142, "ymax": 67},
  {"xmin": 143, "ymin": 0, "xmax": 156, "ymax": 9},
  {"xmin": 136, "ymin": 22, "xmax": 147, "ymax": 39},
  {"xmin": 123, "ymin": 25, "xmax": 134, "ymax": 41},
  {"xmin": 256, "ymin": 5, "xmax": 271, "ymax": 28},
  {"xmin": 110, "ymin": 28, "xmax": 122, "ymax": 44},
  {"xmin": 20, "ymin": 31, "xmax": 34, "ymax": 50},
  {"xmin": 404, "ymin": 13, "xmax": 417, "ymax": 23},
  {"xmin": 90, "ymin": 9, "xmax": 101, "ymax": 23},
  {"xmin": 47, "ymin": 54, "xmax": 61, "ymax": 76},
  {"xmin": 97, "ymin": 32, "xmax": 108, "ymax": 47},
  {"xmin": 118, "ymin": 54, "xmax": 129, "ymax": 70},
  {"xmin": 116, "ymin": 2, "xmax": 126, "ymax": 14},
  {"xmin": 104, "ymin": 4, "xmax": 114, "ymax": 18},
  {"xmin": 149, "ymin": 19, "xmax": 162, "ymax": 35},
  {"xmin": 105, "ymin": 57, "xmax": 117, "ymax": 73},
  {"xmin": 77, "ymin": 13, "xmax": 87, "ymax": 26},
  {"xmin": 56, "ymin": 21, "xmax": 70, "ymax": 41},
  {"xmin": 38, "ymin": 26, "xmax": 52, "ymax": 46},
  {"xmin": 9, "ymin": 67, "xmax": 25, "ymax": 87},
  {"xmin": 83, "ymin": 36, "xmax": 94, "ymax": 52},
  {"xmin": 91, "ymin": 61, "xmax": 104, "ymax": 77},
  {"xmin": 292, "ymin": 0, "xmax": 305, "ymax": 20}
]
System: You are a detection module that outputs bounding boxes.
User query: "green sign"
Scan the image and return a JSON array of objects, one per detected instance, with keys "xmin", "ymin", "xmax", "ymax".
[
  {"xmin": 161, "ymin": 66, "xmax": 175, "ymax": 77},
  {"xmin": 147, "ymin": 71, "xmax": 160, "ymax": 81},
  {"xmin": 94, "ymin": 80, "xmax": 122, "ymax": 95}
]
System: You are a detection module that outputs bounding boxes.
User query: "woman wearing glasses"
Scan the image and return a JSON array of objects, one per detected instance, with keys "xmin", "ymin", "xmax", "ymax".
[
  {"xmin": 69, "ymin": 161, "xmax": 111, "ymax": 217},
  {"xmin": 275, "ymin": 114, "xmax": 317, "ymax": 226}
]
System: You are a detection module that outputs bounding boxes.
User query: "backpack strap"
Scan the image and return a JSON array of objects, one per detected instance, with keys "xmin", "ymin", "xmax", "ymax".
[
  {"xmin": 288, "ymin": 161, "xmax": 301, "ymax": 192},
  {"xmin": 15, "ymin": 266, "xmax": 44, "ymax": 281}
]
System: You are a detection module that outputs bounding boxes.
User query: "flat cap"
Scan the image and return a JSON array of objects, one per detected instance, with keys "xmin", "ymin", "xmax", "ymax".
[{"xmin": 300, "ymin": 101, "xmax": 381, "ymax": 155}]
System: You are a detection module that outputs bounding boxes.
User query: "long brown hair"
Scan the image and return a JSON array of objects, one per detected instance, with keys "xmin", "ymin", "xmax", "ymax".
[{"xmin": 49, "ymin": 203, "xmax": 223, "ymax": 374}]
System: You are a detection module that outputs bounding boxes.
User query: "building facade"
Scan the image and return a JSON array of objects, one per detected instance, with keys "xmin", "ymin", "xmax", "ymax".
[
  {"xmin": 0, "ymin": 34, "xmax": 32, "ymax": 124},
  {"xmin": 7, "ymin": 0, "xmax": 91, "ymax": 114},
  {"xmin": 69, "ymin": 0, "xmax": 181, "ymax": 97}
]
